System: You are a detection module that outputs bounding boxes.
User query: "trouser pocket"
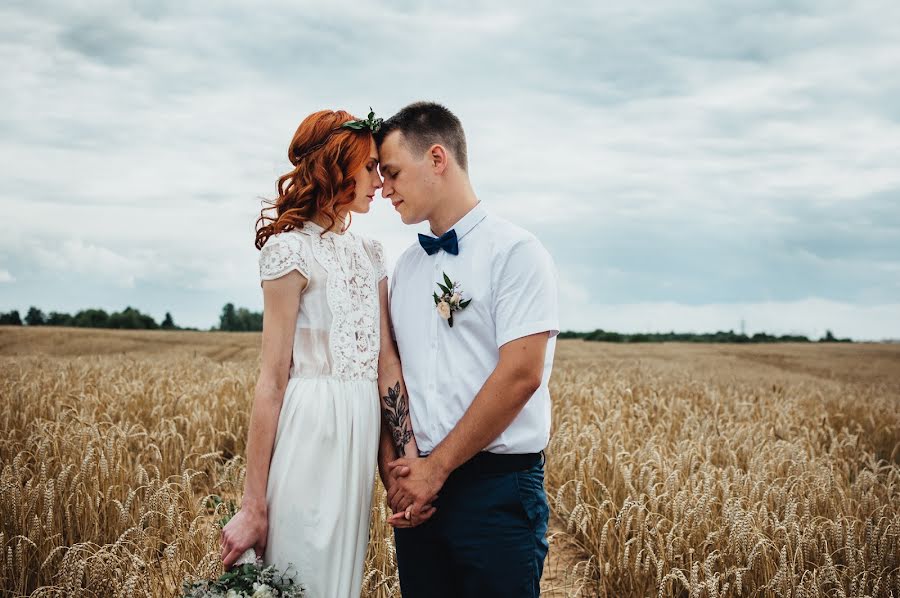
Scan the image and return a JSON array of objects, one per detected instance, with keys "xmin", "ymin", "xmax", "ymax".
[{"xmin": 515, "ymin": 464, "xmax": 550, "ymax": 533}]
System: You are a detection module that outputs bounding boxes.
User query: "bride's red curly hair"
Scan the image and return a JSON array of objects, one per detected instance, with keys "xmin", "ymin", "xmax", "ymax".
[{"xmin": 255, "ymin": 110, "xmax": 372, "ymax": 250}]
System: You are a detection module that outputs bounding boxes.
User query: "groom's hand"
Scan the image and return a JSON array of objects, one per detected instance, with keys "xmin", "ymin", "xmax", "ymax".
[
  {"xmin": 387, "ymin": 456, "xmax": 447, "ymax": 527},
  {"xmin": 385, "ymin": 464, "xmax": 436, "ymax": 526},
  {"xmin": 385, "ymin": 464, "xmax": 410, "ymax": 512},
  {"xmin": 386, "ymin": 470, "xmax": 435, "ymax": 528}
]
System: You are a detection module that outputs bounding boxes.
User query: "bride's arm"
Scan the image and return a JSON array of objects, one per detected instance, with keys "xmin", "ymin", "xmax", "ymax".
[
  {"xmin": 377, "ymin": 277, "xmax": 418, "ymax": 461},
  {"xmin": 220, "ymin": 270, "xmax": 306, "ymax": 568}
]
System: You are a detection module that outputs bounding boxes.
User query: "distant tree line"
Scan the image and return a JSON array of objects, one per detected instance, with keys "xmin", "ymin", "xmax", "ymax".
[
  {"xmin": 0, "ymin": 303, "xmax": 263, "ymax": 332},
  {"xmin": 0, "ymin": 306, "xmax": 178, "ymax": 330},
  {"xmin": 1, "ymin": 305, "xmax": 854, "ymax": 342},
  {"xmin": 558, "ymin": 328, "xmax": 852, "ymax": 343}
]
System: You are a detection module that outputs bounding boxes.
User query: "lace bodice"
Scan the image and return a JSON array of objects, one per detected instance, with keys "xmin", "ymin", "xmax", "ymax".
[{"xmin": 258, "ymin": 222, "xmax": 387, "ymax": 381}]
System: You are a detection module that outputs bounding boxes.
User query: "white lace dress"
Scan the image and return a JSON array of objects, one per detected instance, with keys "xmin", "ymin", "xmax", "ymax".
[{"xmin": 257, "ymin": 221, "xmax": 386, "ymax": 598}]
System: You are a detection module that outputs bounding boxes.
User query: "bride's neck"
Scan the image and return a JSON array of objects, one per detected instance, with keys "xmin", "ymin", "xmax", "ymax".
[{"xmin": 311, "ymin": 212, "xmax": 348, "ymax": 234}]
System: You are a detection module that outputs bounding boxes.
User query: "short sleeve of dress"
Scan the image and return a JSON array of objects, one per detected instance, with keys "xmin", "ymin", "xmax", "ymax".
[
  {"xmin": 258, "ymin": 232, "xmax": 311, "ymax": 284},
  {"xmin": 363, "ymin": 238, "xmax": 388, "ymax": 281}
]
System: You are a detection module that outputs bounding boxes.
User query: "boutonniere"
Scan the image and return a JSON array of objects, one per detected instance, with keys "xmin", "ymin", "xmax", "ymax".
[{"xmin": 433, "ymin": 272, "xmax": 471, "ymax": 328}]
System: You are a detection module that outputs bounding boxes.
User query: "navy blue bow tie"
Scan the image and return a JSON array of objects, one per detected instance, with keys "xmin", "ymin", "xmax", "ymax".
[{"xmin": 418, "ymin": 229, "xmax": 459, "ymax": 255}]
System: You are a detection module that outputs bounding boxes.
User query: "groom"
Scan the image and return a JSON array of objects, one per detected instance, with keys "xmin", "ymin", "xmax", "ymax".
[{"xmin": 375, "ymin": 102, "xmax": 559, "ymax": 597}]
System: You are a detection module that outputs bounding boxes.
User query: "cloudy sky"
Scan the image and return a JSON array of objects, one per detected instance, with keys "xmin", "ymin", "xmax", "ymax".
[{"xmin": 2, "ymin": 1, "xmax": 899, "ymax": 339}]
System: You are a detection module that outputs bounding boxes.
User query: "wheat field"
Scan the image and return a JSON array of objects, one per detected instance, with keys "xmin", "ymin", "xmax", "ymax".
[{"xmin": 1, "ymin": 326, "xmax": 898, "ymax": 597}]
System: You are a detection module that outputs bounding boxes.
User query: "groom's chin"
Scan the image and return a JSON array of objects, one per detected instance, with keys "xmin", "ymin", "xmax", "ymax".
[{"xmin": 397, "ymin": 210, "xmax": 420, "ymax": 226}]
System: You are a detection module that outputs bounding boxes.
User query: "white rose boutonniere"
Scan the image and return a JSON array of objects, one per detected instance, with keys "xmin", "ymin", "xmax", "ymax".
[{"xmin": 433, "ymin": 272, "xmax": 471, "ymax": 328}]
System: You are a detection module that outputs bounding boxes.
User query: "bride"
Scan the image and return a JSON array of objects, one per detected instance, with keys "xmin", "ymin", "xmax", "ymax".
[{"xmin": 218, "ymin": 109, "xmax": 420, "ymax": 597}]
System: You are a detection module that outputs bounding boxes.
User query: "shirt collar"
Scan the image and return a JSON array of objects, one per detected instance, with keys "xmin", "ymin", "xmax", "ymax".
[{"xmin": 436, "ymin": 201, "xmax": 487, "ymax": 242}]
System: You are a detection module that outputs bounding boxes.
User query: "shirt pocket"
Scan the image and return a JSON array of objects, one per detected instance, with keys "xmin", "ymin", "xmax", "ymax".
[{"xmin": 443, "ymin": 263, "xmax": 492, "ymax": 331}]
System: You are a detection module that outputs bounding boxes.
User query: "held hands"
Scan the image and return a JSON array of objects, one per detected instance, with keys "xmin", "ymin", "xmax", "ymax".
[
  {"xmin": 219, "ymin": 504, "xmax": 268, "ymax": 569},
  {"xmin": 385, "ymin": 456, "xmax": 447, "ymax": 528}
]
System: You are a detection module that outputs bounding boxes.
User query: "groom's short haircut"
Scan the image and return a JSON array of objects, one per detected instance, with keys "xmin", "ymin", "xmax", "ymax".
[{"xmin": 375, "ymin": 101, "xmax": 468, "ymax": 172}]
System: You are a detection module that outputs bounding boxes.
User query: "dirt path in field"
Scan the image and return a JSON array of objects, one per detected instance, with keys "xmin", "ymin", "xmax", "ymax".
[{"xmin": 540, "ymin": 514, "xmax": 595, "ymax": 597}]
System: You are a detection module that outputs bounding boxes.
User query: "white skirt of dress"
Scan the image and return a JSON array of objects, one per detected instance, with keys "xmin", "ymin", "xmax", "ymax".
[{"xmin": 264, "ymin": 376, "xmax": 380, "ymax": 598}]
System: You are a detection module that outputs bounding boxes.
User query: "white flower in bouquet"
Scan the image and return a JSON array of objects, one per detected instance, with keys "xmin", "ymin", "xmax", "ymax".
[{"xmin": 252, "ymin": 584, "xmax": 275, "ymax": 598}]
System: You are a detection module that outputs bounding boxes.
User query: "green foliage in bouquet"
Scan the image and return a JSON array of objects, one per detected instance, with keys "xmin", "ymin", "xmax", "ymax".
[{"xmin": 182, "ymin": 559, "xmax": 304, "ymax": 598}]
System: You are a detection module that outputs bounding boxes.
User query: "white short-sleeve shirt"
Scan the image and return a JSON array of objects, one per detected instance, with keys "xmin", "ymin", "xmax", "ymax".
[{"xmin": 389, "ymin": 202, "xmax": 559, "ymax": 455}]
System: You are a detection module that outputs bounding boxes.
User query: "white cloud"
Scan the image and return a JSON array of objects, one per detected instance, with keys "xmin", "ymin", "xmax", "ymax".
[
  {"xmin": 0, "ymin": 269, "xmax": 14, "ymax": 283},
  {"xmin": 31, "ymin": 240, "xmax": 144, "ymax": 288}
]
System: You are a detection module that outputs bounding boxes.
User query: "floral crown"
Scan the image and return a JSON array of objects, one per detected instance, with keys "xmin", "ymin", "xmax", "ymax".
[{"xmin": 291, "ymin": 108, "xmax": 382, "ymax": 164}]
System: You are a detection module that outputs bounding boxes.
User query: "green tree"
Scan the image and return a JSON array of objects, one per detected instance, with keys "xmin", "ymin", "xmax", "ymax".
[
  {"xmin": 25, "ymin": 307, "xmax": 46, "ymax": 326},
  {"xmin": 161, "ymin": 312, "xmax": 176, "ymax": 329},
  {"xmin": 217, "ymin": 303, "xmax": 263, "ymax": 331},
  {"xmin": 219, "ymin": 303, "xmax": 237, "ymax": 331},
  {"xmin": 72, "ymin": 309, "xmax": 109, "ymax": 328},
  {"xmin": 235, "ymin": 307, "xmax": 263, "ymax": 331},
  {"xmin": 0, "ymin": 310, "xmax": 22, "ymax": 325},
  {"xmin": 108, "ymin": 306, "xmax": 158, "ymax": 329},
  {"xmin": 818, "ymin": 329, "xmax": 851, "ymax": 343},
  {"xmin": 46, "ymin": 312, "xmax": 73, "ymax": 326}
]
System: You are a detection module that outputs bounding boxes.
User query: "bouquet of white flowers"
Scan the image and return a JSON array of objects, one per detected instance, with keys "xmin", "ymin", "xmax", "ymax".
[
  {"xmin": 182, "ymin": 548, "xmax": 304, "ymax": 598},
  {"xmin": 183, "ymin": 497, "xmax": 304, "ymax": 598}
]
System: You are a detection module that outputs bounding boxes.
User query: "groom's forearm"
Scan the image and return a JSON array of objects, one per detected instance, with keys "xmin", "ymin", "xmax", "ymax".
[
  {"xmin": 428, "ymin": 371, "xmax": 538, "ymax": 476},
  {"xmin": 428, "ymin": 332, "xmax": 548, "ymax": 477}
]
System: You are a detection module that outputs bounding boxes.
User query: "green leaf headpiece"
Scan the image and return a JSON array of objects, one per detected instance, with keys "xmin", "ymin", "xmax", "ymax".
[
  {"xmin": 291, "ymin": 107, "xmax": 382, "ymax": 164},
  {"xmin": 340, "ymin": 107, "xmax": 383, "ymax": 134}
]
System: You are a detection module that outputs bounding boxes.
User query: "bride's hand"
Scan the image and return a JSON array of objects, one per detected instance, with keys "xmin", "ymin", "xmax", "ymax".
[{"xmin": 220, "ymin": 504, "xmax": 268, "ymax": 569}]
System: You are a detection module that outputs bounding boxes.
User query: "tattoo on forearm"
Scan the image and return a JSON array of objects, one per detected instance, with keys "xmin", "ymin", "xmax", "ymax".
[{"xmin": 382, "ymin": 381, "xmax": 413, "ymax": 456}]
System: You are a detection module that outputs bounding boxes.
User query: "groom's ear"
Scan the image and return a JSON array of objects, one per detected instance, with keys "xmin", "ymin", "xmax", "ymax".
[{"xmin": 428, "ymin": 144, "xmax": 449, "ymax": 175}]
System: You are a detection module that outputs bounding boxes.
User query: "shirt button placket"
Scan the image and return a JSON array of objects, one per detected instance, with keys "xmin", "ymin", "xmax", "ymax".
[
  {"xmin": 432, "ymin": 252, "xmax": 442, "ymax": 349},
  {"xmin": 430, "ymin": 253, "xmax": 441, "ymax": 425}
]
